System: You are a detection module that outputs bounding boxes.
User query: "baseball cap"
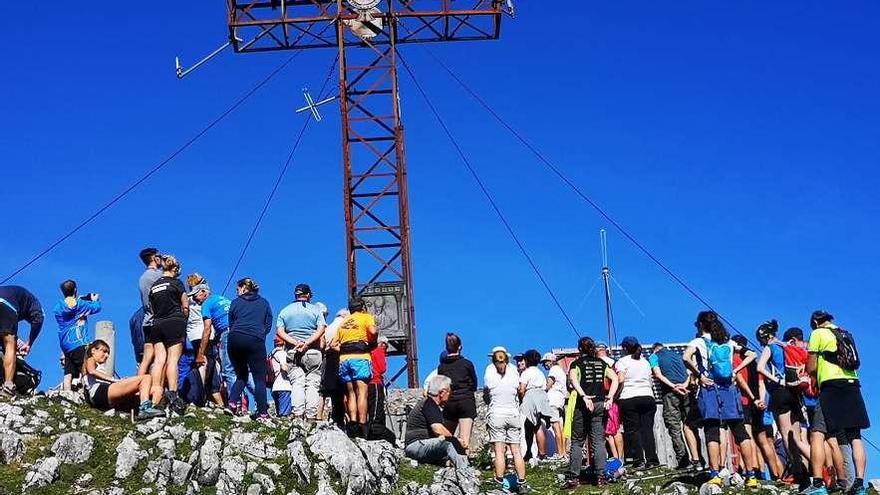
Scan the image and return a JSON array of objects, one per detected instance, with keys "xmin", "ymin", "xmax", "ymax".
[
  {"xmin": 187, "ymin": 283, "xmax": 210, "ymax": 297},
  {"xmin": 294, "ymin": 284, "xmax": 312, "ymax": 296},
  {"xmin": 541, "ymin": 352, "xmax": 556, "ymax": 363},
  {"xmin": 596, "ymin": 341, "xmax": 609, "ymax": 349},
  {"xmin": 488, "ymin": 346, "xmax": 509, "ymax": 357}
]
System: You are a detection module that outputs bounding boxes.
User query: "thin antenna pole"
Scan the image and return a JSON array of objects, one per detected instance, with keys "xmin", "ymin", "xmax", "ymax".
[{"xmin": 600, "ymin": 229, "xmax": 616, "ymax": 345}]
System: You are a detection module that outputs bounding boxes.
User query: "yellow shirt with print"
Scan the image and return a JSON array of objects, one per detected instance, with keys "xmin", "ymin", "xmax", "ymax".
[
  {"xmin": 808, "ymin": 323, "xmax": 858, "ymax": 386},
  {"xmin": 337, "ymin": 312, "xmax": 375, "ymax": 362}
]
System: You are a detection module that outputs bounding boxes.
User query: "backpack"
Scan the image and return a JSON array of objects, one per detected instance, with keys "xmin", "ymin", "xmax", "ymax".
[
  {"xmin": 265, "ymin": 355, "xmax": 276, "ymax": 387},
  {"xmin": 782, "ymin": 343, "xmax": 818, "ymax": 398},
  {"xmin": 703, "ymin": 337, "xmax": 734, "ymax": 383},
  {"xmin": 823, "ymin": 327, "xmax": 861, "ymax": 372},
  {"xmin": 1, "ymin": 358, "xmax": 42, "ymax": 396}
]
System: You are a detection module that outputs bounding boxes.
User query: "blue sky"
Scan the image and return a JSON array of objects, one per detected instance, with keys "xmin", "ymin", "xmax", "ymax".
[{"xmin": 1, "ymin": 1, "xmax": 878, "ymax": 476}]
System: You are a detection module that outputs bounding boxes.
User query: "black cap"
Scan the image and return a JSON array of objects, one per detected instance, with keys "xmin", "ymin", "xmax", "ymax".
[{"xmin": 294, "ymin": 284, "xmax": 311, "ymax": 297}]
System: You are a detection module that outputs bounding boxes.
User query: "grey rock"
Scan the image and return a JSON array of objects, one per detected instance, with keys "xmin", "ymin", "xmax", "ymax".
[
  {"xmin": 357, "ymin": 439, "xmax": 401, "ymax": 493},
  {"xmin": 869, "ymin": 480, "xmax": 880, "ymax": 493},
  {"xmin": 115, "ymin": 435, "xmax": 148, "ymax": 479},
  {"xmin": 399, "ymin": 482, "xmax": 430, "ymax": 495},
  {"xmin": 699, "ymin": 482, "xmax": 723, "ymax": 495},
  {"xmin": 156, "ymin": 438, "xmax": 176, "ymax": 459},
  {"xmin": 34, "ymin": 409, "xmax": 49, "ymax": 419},
  {"xmin": 254, "ymin": 472, "xmax": 276, "ymax": 493},
  {"xmin": 428, "ymin": 468, "xmax": 480, "ymax": 495},
  {"xmin": 286, "ymin": 438, "xmax": 311, "ymax": 485},
  {"xmin": 172, "ymin": 460, "xmax": 193, "ymax": 486},
  {"xmin": 23, "ymin": 456, "xmax": 61, "ymax": 490},
  {"xmin": 190, "ymin": 431, "xmax": 201, "ymax": 449},
  {"xmin": 77, "ymin": 473, "xmax": 94, "ymax": 485},
  {"xmin": 315, "ymin": 477, "xmax": 340, "ymax": 495},
  {"xmin": 664, "ymin": 482, "xmax": 690, "ymax": 495},
  {"xmin": 264, "ymin": 462, "xmax": 282, "ymax": 477},
  {"xmin": 144, "ymin": 458, "xmax": 173, "ymax": 486},
  {"xmin": 0, "ymin": 429, "xmax": 24, "ymax": 464},
  {"xmin": 197, "ymin": 432, "xmax": 223, "ymax": 485},
  {"xmin": 166, "ymin": 424, "xmax": 188, "ymax": 442},
  {"xmin": 217, "ymin": 455, "xmax": 246, "ymax": 495},
  {"xmin": 52, "ymin": 432, "xmax": 95, "ymax": 464},
  {"xmin": 135, "ymin": 418, "xmax": 166, "ymax": 436},
  {"xmin": 307, "ymin": 424, "xmax": 375, "ymax": 494},
  {"xmin": 247, "ymin": 484, "xmax": 262, "ymax": 495},
  {"xmin": 103, "ymin": 408, "xmax": 117, "ymax": 417},
  {"xmin": 229, "ymin": 431, "xmax": 280, "ymax": 459}
]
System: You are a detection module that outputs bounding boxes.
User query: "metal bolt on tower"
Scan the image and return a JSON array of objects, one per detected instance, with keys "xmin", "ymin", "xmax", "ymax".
[{"xmin": 226, "ymin": 0, "xmax": 508, "ymax": 387}]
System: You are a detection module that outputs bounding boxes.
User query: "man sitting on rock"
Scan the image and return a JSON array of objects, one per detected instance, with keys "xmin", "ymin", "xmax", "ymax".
[{"xmin": 404, "ymin": 374, "xmax": 469, "ymax": 469}]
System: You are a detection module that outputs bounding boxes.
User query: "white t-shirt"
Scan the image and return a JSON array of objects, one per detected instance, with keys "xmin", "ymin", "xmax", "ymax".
[
  {"xmin": 687, "ymin": 333, "xmax": 711, "ymax": 375},
  {"xmin": 484, "ymin": 363, "xmax": 520, "ymax": 415},
  {"xmin": 546, "ymin": 365, "xmax": 568, "ymax": 408},
  {"xmin": 519, "ymin": 366, "xmax": 545, "ymax": 391},
  {"xmin": 270, "ymin": 348, "xmax": 292, "ymax": 392},
  {"xmin": 324, "ymin": 315, "xmax": 345, "ymax": 345},
  {"xmin": 186, "ymin": 302, "xmax": 207, "ymax": 342},
  {"xmin": 616, "ymin": 355, "xmax": 655, "ymax": 400}
]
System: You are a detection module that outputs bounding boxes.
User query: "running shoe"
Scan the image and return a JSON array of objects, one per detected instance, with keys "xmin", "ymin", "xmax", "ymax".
[
  {"xmin": 846, "ymin": 482, "xmax": 866, "ymax": 495},
  {"xmin": 170, "ymin": 397, "xmax": 188, "ymax": 416},
  {"xmin": 0, "ymin": 383, "xmax": 16, "ymax": 399},
  {"xmin": 560, "ymin": 477, "xmax": 580, "ymax": 490},
  {"xmin": 800, "ymin": 484, "xmax": 829, "ymax": 495},
  {"xmin": 137, "ymin": 401, "xmax": 165, "ymax": 421},
  {"xmin": 707, "ymin": 475, "xmax": 724, "ymax": 487},
  {"xmin": 746, "ymin": 477, "xmax": 760, "ymax": 489}
]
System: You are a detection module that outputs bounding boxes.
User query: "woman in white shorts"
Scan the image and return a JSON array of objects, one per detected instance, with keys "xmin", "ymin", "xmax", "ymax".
[{"xmin": 484, "ymin": 347, "xmax": 528, "ymax": 491}]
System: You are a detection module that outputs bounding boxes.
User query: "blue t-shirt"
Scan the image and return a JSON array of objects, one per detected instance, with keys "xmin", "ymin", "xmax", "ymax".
[
  {"xmin": 201, "ymin": 294, "xmax": 231, "ymax": 334},
  {"xmin": 276, "ymin": 301, "xmax": 326, "ymax": 341},
  {"xmin": 648, "ymin": 348, "xmax": 688, "ymax": 391}
]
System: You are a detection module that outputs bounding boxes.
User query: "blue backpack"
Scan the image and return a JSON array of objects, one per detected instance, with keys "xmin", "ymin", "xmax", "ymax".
[{"xmin": 703, "ymin": 337, "xmax": 733, "ymax": 383}]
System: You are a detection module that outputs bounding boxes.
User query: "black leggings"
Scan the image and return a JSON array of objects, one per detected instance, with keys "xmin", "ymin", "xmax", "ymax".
[
  {"xmin": 227, "ymin": 332, "xmax": 268, "ymax": 415},
  {"xmin": 618, "ymin": 395, "xmax": 659, "ymax": 464}
]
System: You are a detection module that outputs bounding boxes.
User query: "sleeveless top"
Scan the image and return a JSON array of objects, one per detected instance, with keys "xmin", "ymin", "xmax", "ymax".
[{"xmin": 84, "ymin": 363, "xmax": 111, "ymax": 397}]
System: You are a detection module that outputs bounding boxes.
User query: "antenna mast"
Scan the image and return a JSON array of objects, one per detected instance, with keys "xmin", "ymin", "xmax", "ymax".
[{"xmin": 600, "ymin": 229, "xmax": 616, "ymax": 346}]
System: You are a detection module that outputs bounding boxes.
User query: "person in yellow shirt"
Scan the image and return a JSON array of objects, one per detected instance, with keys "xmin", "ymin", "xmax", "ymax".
[
  {"xmin": 805, "ymin": 310, "xmax": 869, "ymax": 495},
  {"xmin": 330, "ymin": 297, "xmax": 376, "ymax": 438}
]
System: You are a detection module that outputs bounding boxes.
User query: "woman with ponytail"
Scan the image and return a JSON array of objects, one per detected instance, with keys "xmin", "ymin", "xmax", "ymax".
[
  {"xmin": 227, "ymin": 277, "xmax": 273, "ymax": 421},
  {"xmin": 616, "ymin": 336, "xmax": 660, "ymax": 470}
]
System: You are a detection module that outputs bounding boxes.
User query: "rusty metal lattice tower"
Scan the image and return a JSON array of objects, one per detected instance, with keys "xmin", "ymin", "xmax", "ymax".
[{"xmin": 227, "ymin": 0, "xmax": 506, "ymax": 387}]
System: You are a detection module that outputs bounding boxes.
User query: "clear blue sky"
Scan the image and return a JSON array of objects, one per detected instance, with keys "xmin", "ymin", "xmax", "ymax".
[{"xmin": 2, "ymin": 1, "xmax": 878, "ymax": 476}]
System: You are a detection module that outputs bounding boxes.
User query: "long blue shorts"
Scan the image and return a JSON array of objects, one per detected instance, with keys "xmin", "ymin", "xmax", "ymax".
[
  {"xmin": 338, "ymin": 358, "xmax": 372, "ymax": 384},
  {"xmin": 698, "ymin": 383, "xmax": 744, "ymax": 422}
]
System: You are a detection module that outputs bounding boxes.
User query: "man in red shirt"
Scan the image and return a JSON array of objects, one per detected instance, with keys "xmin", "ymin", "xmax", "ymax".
[{"xmin": 368, "ymin": 335, "xmax": 395, "ymax": 442}]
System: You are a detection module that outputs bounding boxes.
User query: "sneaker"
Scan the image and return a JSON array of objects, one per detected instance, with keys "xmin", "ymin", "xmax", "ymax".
[
  {"xmin": 846, "ymin": 482, "xmax": 866, "ymax": 495},
  {"xmin": 0, "ymin": 383, "xmax": 16, "ymax": 399},
  {"xmin": 801, "ymin": 484, "xmax": 829, "ymax": 495},
  {"xmin": 560, "ymin": 478, "xmax": 579, "ymax": 490},
  {"xmin": 746, "ymin": 477, "xmax": 760, "ymax": 489},
  {"xmin": 224, "ymin": 402, "xmax": 240, "ymax": 416},
  {"xmin": 169, "ymin": 397, "xmax": 187, "ymax": 416},
  {"xmin": 631, "ymin": 460, "xmax": 646, "ymax": 471},
  {"xmin": 254, "ymin": 413, "xmax": 273, "ymax": 425},
  {"xmin": 676, "ymin": 456, "xmax": 692, "ymax": 470},
  {"xmin": 644, "ymin": 461, "xmax": 662, "ymax": 470},
  {"xmin": 137, "ymin": 402, "xmax": 165, "ymax": 421},
  {"xmin": 517, "ymin": 481, "xmax": 532, "ymax": 494},
  {"xmin": 708, "ymin": 476, "xmax": 724, "ymax": 487}
]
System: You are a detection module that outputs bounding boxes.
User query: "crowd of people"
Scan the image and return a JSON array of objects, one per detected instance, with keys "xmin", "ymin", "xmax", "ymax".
[
  {"xmin": 403, "ymin": 312, "xmax": 870, "ymax": 495},
  {"xmin": 0, "ymin": 247, "xmax": 872, "ymax": 495}
]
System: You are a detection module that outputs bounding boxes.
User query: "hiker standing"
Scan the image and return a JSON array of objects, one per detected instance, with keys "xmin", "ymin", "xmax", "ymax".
[
  {"xmin": 616, "ymin": 336, "xmax": 660, "ymax": 470},
  {"xmin": 649, "ymin": 342, "xmax": 701, "ymax": 470},
  {"xmin": 0, "ymin": 285, "xmax": 44, "ymax": 398},
  {"xmin": 437, "ymin": 332, "xmax": 479, "ymax": 452},
  {"xmin": 276, "ymin": 284, "xmax": 326, "ymax": 420},
  {"xmin": 227, "ymin": 277, "xmax": 273, "ymax": 421},
  {"xmin": 147, "ymin": 255, "xmax": 189, "ymax": 415},
  {"xmin": 330, "ymin": 297, "xmax": 376, "ymax": 438},
  {"xmin": 804, "ymin": 311, "xmax": 870, "ymax": 495},
  {"xmin": 54, "ymin": 280, "xmax": 101, "ymax": 391},
  {"xmin": 541, "ymin": 352, "xmax": 568, "ymax": 458},
  {"xmin": 136, "ymin": 248, "xmax": 163, "ymax": 377},
  {"xmin": 484, "ymin": 347, "xmax": 529, "ymax": 492}
]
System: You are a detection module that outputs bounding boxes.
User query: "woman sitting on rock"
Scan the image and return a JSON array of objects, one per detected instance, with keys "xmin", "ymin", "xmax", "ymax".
[{"xmin": 82, "ymin": 339, "xmax": 164, "ymax": 420}]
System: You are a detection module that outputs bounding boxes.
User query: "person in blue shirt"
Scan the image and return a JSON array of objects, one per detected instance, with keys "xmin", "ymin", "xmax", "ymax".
[
  {"xmin": 649, "ymin": 342, "xmax": 702, "ymax": 470},
  {"xmin": 53, "ymin": 279, "xmax": 102, "ymax": 391},
  {"xmin": 0, "ymin": 285, "xmax": 45, "ymax": 398},
  {"xmin": 275, "ymin": 283, "xmax": 327, "ymax": 419},
  {"xmin": 227, "ymin": 277, "xmax": 273, "ymax": 421}
]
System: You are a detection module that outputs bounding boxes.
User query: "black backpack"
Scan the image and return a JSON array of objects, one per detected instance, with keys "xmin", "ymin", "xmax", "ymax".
[
  {"xmin": 0, "ymin": 358, "xmax": 42, "ymax": 396},
  {"xmin": 824, "ymin": 327, "xmax": 861, "ymax": 372}
]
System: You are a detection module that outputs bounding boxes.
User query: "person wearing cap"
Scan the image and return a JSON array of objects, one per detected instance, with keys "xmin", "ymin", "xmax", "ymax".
[
  {"xmin": 179, "ymin": 274, "xmax": 223, "ymax": 407},
  {"xmin": 541, "ymin": 352, "xmax": 568, "ymax": 458},
  {"xmin": 318, "ymin": 308, "xmax": 349, "ymax": 426},
  {"xmin": 805, "ymin": 311, "xmax": 870, "ymax": 495},
  {"xmin": 484, "ymin": 347, "xmax": 529, "ymax": 491},
  {"xmin": 615, "ymin": 336, "xmax": 660, "ymax": 470},
  {"xmin": 276, "ymin": 283, "xmax": 327, "ymax": 420},
  {"xmin": 367, "ymin": 335, "xmax": 395, "ymax": 442}
]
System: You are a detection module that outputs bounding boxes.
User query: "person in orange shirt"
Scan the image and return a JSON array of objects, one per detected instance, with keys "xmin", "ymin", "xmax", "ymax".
[{"xmin": 330, "ymin": 297, "xmax": 376, "ymax": 438}]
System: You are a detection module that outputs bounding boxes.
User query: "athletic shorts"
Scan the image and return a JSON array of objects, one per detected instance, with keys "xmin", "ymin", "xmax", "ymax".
[
  {"xmin": 820, "ymin": 380, "xmax": 870, "ymax": 434},
  {"xmin": 148, "ymin": 318, "xmax": 186, "ymax": 346},
  {"xmin": 338, "ymin": 358, "xmax": 372, "ymax": 384},
  {"xmin": 142, "ymin": 325, "xmax": 153, "ymax": 344},
  {"xmin": 88, "ymin": 383, "xmax": 111, "ymax": 410},
  {"xmin": 63, "ymin": 346, "xmax": 87, "ymax": 378},
  {"xmin": 769, "ymin": 385, "xmax": 805, "ymax": 423},
  {"xmin": 487, "ymin": 411, "xmax": 522, "ymax": 444},
  {"xmin": 0, "ymin": 302, "xmax": 18, "ymax": 336},
  {"xmin": 811, "ymin": 400, "xmax": 827, "ymax": 434},
  {"xmin": 443, "ymin": 395, "xmax": 478, "ymax": 422},
  {"xmin": 697, "ymin": 383, "xmax": 743, "ymax": 422},
  {"xmin": 549, "ymin": 405, "xmax": 564, "ymax": 424}
]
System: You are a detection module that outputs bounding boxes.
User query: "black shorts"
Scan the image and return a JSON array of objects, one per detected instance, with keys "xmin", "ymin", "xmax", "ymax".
[
  {"xmin": 742, "ymin": 403, "xmax": 762, "ymax": 430},
  {"xmin": 769, "ymin": 385, "xmax": 805, "ymax": 423},
  {"xmin": 0, "ymin": 304, "xmax": 18, "ymax": 336},
  {"xmin": 820, "ymin": 380, "xmax": 870, "ymax": 434},
  {"xmin": 142, "ymin": 324, "xmax": 153, "ymax": 344},
  {"xmin": 148, "ymin": 319, "xmax": 186, "ymax": 346},
  {"xmin": 88, "ymin": 383, "xmax": 111, "ymax": 410},
  {"xmin": 321, "ymin": 351, "xmax": 341, "ymax": 394},
  {"xmin": 443, "ymin": 395, "xmax": 477, "ymax": 422},
  {"xmin": 63, "ymin": 346, "xmax": 87, "ymax": 378}
]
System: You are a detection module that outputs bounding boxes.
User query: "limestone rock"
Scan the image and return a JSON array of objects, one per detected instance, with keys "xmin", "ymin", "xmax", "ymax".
[
  {"xmin": 357, "ymin": 439, "xmax": 401, "ymax": 493},
  {"xmin": 286, "ymin": 437, "xmax": 311, "ymax": 485},
  {"xmin": 172, "ymin": 460, "xmax": 193, "ymax": 486},
  {"xmin": 307, "ymin": 424, "xmax": 375, "ymax": 494},
  {"xmin": 197, "ymin": 432, "xmax": 224, "ymax": 485},
  {"xmin": 254, "ymin": 472, "xmax": 276, "ymax": 493},
  {"xmin": 144, "ymin": 458, "xmax": 173, "ymax": 486},
  {"xmin": 0, "ymin": 429, "xmax": 25, "ymax": 464},
  {"xmin": 247, "ymin": 484, "xmax": 262, "ymax": 495},
  {"xmin": 23, "ymin": 456, "xmax": 61, "ymax": 490},
  {"xmin": 217, "ymin": 455, "xmax": 246, "ymax": 495},
  {"xmin": 428, "ymin": 468, "xmax": 480, "ymax": 495},
  {"xmin": 115, "ymin": 435, "xmax": 148, "ymax": 479},
  {"xmin": 52, "ymin": 431, "xmax": 95, "ymax": 464}
]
